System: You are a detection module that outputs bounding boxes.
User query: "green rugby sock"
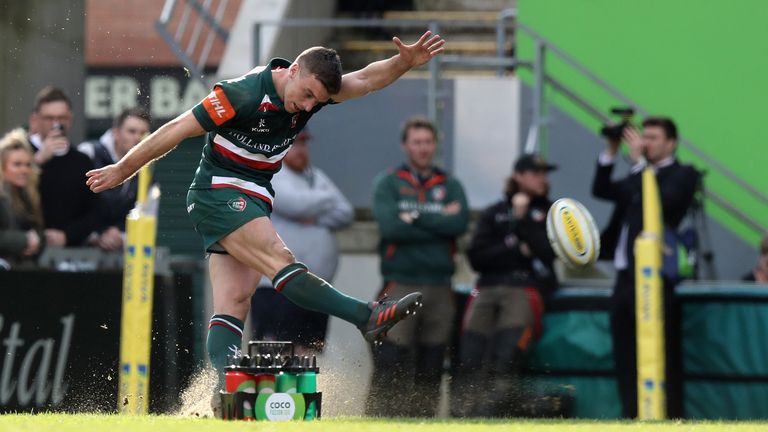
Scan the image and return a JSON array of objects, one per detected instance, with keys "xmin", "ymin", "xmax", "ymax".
[
  {"xmin": 274, "ymin": 263, "xmax": 371, "ymax": 328},
  {"xmin": 207, "ymin": 314, "xmax": 243, "ymax": 389}
]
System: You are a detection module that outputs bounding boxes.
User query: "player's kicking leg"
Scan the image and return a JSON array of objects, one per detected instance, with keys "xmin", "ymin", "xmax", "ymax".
[
  {"xmin": 205, "ymin": 216, "xmax": 421, "ymax": 416},
  {"xmin": 218, "ymin": 216, "xmax": 422, "ymax": 342}
]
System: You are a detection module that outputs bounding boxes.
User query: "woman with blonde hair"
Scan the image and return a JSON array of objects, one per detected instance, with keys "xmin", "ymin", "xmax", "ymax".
[{"xmin": 0, "ymin": 128, "xmax": 44, "ymax": 268}]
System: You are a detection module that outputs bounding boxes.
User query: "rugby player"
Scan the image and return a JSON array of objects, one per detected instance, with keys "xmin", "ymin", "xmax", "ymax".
[{"xmin": 86, "ymin": 31, "xmax": 444, "ymax": 389}]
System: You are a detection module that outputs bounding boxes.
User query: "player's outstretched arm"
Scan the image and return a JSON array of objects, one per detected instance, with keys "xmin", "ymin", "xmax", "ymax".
[
  {"xmin": 86, "ymin": 110, "xmax": 205, "ymax": 193},
  {"xmin": 333, "ymin": 30, "xmax": 445, "ymax": 102}
]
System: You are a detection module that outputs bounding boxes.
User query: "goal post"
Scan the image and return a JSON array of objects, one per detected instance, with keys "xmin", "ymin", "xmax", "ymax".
[{"xmin": 118, "ymin": 165, "xmax": 159, "ymax": 414}]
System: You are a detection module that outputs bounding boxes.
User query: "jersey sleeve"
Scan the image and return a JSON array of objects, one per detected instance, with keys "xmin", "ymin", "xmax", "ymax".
[{"xmin": 192, "ymin": 78, "xmax": 253, "ymax": 131}]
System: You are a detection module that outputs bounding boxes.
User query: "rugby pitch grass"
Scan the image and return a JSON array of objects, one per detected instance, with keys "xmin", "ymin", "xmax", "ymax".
[{"xmin": 1, "ymin": 414, "xmax": 766, "ymax": 432}]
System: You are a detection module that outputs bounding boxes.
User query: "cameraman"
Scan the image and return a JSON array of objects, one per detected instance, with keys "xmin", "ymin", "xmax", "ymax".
[{"xmin": 592, "ymin": 116, "xmax": 699, "ymax": 418}]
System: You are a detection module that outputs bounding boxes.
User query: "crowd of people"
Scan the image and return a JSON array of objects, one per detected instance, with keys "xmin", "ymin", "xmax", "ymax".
[{"xmin": 0, "ymin": 86, "xmax": 151, "ymax": 269}]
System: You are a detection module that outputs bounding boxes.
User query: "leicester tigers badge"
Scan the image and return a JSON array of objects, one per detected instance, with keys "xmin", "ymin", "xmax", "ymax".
[
  {"xmin": 291, "ymin": 114, "xmax": 299, "ymax": 128},
  {"xmin": 432, "ymin": 186, "xmax": 446, "ymax": 201},
  {"xmin": 227, "ymin": 197, "xmax": 247, "ymax": 212}
]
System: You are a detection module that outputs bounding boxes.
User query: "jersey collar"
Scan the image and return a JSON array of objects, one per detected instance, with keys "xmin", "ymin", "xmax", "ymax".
[
  {"xmin": 264, "ymin": 58, "xmax": 292, "ymax": 111},
  {"xmin": 396, "ymin": 164, "xmax": 447, "ymax": 186}
]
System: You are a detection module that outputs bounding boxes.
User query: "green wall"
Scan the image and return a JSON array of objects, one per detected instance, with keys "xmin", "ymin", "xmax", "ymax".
[{"xmin": 518, "ymin": 0, "xmax": 768, "ymax": 245}]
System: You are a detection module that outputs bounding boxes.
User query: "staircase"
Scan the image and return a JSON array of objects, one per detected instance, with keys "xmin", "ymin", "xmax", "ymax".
[
  {"xmin": 155, "ymin": 0, "xmax": 240, "ymax": 83},
  {"xmin": 330, "ymin": 9, "xmax": 515, "ymax": 74}
]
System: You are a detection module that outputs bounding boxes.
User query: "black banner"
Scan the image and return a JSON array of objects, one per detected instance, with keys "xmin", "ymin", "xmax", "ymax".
[
  {"xmin": 84, "ymin": 67, "xmax": 216, "ymax": 139},
  {"xmin": 0, "ymin": 271, "xmax": 195, "ymax": 413}
]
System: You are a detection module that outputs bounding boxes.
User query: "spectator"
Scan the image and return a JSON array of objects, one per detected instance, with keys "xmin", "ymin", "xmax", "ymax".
[
  {"xmin": 452, "ymin": 154, "xmax": 558, "ymax": 417},
  {"xmin": 78, "ymin": 107, "xmax": 151, "ymax": 251},
  {"xmin": 0, "ymin": 129, "xmax": 44, "ymax": 269},
  {"xmin": 366, "ymin": 117, "xmax": 469, "ymax": 417},
  {"xmin": 592, "ymin": 116, "xmax": 699, "ymax": 418},
  {"xmin": 742, "ymin": 234, "xmax": 768, "ymax": 282},
  {"xmin": 250, "ymin": 129, "xmax": 354, "ymax": 353},
  {"xmin": 28, "ymin": 86, "xmax": 100, "ymax": 247}
]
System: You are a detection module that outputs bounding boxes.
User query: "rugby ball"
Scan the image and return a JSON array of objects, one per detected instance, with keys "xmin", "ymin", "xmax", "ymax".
[{"xmin": 546, "ymin": 198, "xmax": 601, "ymax": 268}]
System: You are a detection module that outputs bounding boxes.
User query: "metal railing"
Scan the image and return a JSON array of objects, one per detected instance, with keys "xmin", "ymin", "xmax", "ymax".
[
  {"xmin": 518, "ymin": 23, "xmax": 768, "ymax": 211},
  {"xmin": 515, "ymin": 20, "xmax": 766, "ymax": 236},
  {"xmin": 250, "ymin": 16, "xmax": 517, "ymax": 129},
  {"xmin": 156, "ymin": 0, "xmax": 230, "ymax": 82}
]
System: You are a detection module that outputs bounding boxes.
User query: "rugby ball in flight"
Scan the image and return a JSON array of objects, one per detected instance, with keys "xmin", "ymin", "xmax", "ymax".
[{"xmin": 546, "ymin": 198, "xmax": 601, "ymax": 268}]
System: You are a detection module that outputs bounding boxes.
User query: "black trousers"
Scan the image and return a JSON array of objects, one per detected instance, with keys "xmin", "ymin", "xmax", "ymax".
[{"xmin": 610, "ymin": 270, "xmax": 683, "ymax": 419}]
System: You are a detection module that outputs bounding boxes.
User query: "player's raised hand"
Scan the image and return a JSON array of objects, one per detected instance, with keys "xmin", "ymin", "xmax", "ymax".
[
  {"xmin": 86, "ymin": 163, "xmax": 131, "ymax": 193},
  {"xmin": 393, "ymin": 31, "xmax": 446, "ymax": 67}
]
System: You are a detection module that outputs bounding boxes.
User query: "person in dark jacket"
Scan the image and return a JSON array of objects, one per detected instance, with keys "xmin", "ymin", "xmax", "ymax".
[
  {"xmin": 78, "ymin": 107, "xmax": 151, "ymax": 251},
  {"xmin": 451, "ymin": 153, "xmax": 557, "ymax": 417},
  {"xmin": 367, "ymin": 116, "xmax": 469, "ymax": 417},
  {"xmin": 0, "ymin": 129, "xmax": 45, "ymax": 269},
  {"xmin": 27, "ymin": 86, "xmax": 100, "ymax": 247},
  {"xmin": 592, "ymin": 116, "xmax": 699, "ymax": 418}
]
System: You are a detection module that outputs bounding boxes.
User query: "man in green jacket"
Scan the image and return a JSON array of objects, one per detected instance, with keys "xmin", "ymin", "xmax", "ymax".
[{"xmin": 367, "ymin": 117, "xmax": 469, "ymax": 416}]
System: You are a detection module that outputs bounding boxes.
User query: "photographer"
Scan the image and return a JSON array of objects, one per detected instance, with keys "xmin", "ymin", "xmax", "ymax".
[
  {"xmin": 27, "ymin": 86, "xmax": 100, "ymax": 247},
  {"xmin": 592, "ymin": 115, "xmax": 699, "ymax": 418}
]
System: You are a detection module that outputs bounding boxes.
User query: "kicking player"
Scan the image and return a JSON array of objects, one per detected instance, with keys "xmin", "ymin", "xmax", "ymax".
[{"xmin": 86, "ymin": 31, "xmax": 443, "ymax": 387}]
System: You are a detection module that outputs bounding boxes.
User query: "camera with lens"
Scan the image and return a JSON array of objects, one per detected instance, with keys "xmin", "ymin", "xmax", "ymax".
[{"xmin": 600, "ymin": 107, "xmax": 635, "ymax": 140}]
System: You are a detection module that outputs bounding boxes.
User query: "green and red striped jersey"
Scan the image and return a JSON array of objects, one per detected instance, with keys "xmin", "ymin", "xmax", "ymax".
[{"xmin": 190, "ymin": 58, "xmax": 326, "ymax": 207}]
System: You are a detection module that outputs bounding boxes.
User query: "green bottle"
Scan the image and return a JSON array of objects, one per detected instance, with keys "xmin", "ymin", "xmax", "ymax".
[
  {"xmin": 298, "ymin": 356, "xmax": 318, "ymax": 420},
  {"xmin": 276, "ymin": 372, "xmax": 297, "ymax": 393}
]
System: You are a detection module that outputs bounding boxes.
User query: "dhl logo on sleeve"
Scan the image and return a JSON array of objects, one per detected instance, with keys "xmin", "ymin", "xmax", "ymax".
[{"xmin": 202, "ymin": 86, "xmax": 236, "ymax": 125}]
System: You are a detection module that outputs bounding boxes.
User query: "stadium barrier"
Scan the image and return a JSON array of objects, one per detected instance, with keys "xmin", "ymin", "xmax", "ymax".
[
  {"xmin": 527, "ymin": 282, "xmax": 768, "ymax": 419},
  {"xmin": 0, "ymin": 270, "xmax": 195, "ymax": 414},
  {"xmin": 36, "ymin": 247, "xmax": 172, "ymax": 275}
]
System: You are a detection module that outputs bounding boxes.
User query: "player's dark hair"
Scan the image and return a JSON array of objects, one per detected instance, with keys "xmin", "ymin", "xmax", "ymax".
[
  {"xmin": 761, "ymin": 233, "xmax": 768, "ymax": 255},
  {"xmin": 114, "ymin": 106, "xmax": 151, "ymax": 129},
  {"xmin": 400, "ymin": 116, "xmax": 437, "ymax": 143},
  {"xmin": 33, "ymin": 86, "xmax": 72, "ymax": 112},
  {"xmin": 297, "ymin": 47, "xmax": 342, "ymax": 95},
  {"xmin": 643, "ymin": 116, "xmax": 678, "ymax": 140}
]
